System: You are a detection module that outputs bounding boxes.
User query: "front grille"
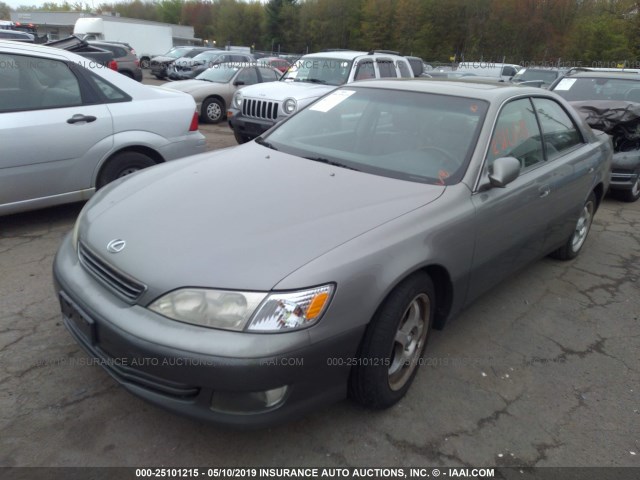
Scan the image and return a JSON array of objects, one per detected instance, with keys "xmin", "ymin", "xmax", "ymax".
[
  {"xmin": 78, "ymin": 242, "xmax": 146, "ymax": 303},
  {"xmin": 242, "ymin": 98, "xmax": 279, "ymax": 120}
]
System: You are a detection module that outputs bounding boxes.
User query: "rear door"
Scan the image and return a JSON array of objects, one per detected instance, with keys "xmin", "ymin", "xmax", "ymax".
[{"xmin": 0, "ymin": 52, "xmax": 113, "ymax": 207}]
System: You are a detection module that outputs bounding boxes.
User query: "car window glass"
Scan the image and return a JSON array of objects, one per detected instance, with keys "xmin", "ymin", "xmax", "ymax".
[
  {"xmin": 502, "ymin": 66, "xmax": 517, "ymax": 77},
  {"xmin": 398, "ymin": 61, "xmax": 412, "ymax": 78},
  {"xmin": 0, "ymin": 54, "xmax": 82, "ymax": 111},
  {"xmin": 236, "ymin": 67, "xmax": 258, "ymax": 85},
  {"xmin": 87, "ymin": 72, "xmax": 128, "ymax": 101},
  {"xmin": 487, "ymin": 98, "xmax": 544, "ymax": 171},
  {"xmin": 0, "ymin": 53, "xmax": 20, "ymax": 89},
  {"xmin": 532, "ymin": 98, "xmax": 583, "ymax": 160},
  {"xmin": 377, "ymin": 59, "xmax": 397, "ymax": 78},
  {"xmin": 355, "ymin": 60, "xmax": 375, "ymax": 81},
  {"xmin": 258, "ymin": 67, "xmax": 279, "ymax": 82}
]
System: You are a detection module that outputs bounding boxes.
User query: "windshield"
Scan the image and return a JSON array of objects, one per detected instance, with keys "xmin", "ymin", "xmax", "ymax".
[
  {"xmin": 196, "ymin": 64, "xmax": 241, "ymax": 83},
  {"xmin": 513, "ymin": 69, "xmax": 559, "ymax": 84},
  {"xmin": 553, "ymin": 77, "xmax": 640, "ymax": 101},
  {"xmin": 166, "ymin": 48, "xmax": 192, "ymax": 59},
  {"xmin": 263, "ymin": 87, "xmax": 488, "ymax": 185},
  {"xmin": 282, "ymin": 57, "xmax": 353, "ymax": 86},
  {"xmin": 192, "ymin": 51, "xmax": 222, "ymax": 62}
]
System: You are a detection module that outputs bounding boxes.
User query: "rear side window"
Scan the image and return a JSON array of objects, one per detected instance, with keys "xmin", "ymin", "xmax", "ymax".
[
  {"xmin": 398, "ymin": 61, "xmax": 413, "ymax": 78},
  {"xmin": 236, "ymin": 67, "xmax": 258, "ymax": 86},
  {"xmin": 377, "ymin": 59, "xmax": 397, "ymax": 78},
  {"xmin": 502, "ymin": 66, "xmax": 518, "ymax": 77},
  {"xmin": 532, "ymin": 98, "xmax": 583, "ymax": 160},
  {"xmin": 86, "ymin": 72, "xmax": 129, "ymax": 102},
  {"xmin": 258, "ymin": 67, "xmax": 279, "ymax": 82}
]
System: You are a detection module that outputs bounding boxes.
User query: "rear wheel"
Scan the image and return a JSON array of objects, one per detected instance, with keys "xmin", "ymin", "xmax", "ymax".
[
  {"xmin": 550, "ymin": 192, "xmax": 596, "ymax": 260},
  {"xmin": 97, "ymin": 151, "xmax": 156, "ymax": 189},
  {"xmin": 349, "ymin": 273, "xmax": 435, "ymax": 409}
]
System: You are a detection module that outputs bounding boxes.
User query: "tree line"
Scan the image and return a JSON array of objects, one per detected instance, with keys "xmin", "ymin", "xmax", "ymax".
[{"xmin": 4, "ymin": 0, "xmax": 640, "ymax": 65}]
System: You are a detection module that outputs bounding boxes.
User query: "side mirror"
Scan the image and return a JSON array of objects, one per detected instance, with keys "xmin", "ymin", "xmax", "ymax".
[
  {"xmin": 488, "ymin": 157, "xmax": 521, "ymax": 188},
  {"xmin": 233, "ymin": 80, "xmax": 245, "ymax": 86}
]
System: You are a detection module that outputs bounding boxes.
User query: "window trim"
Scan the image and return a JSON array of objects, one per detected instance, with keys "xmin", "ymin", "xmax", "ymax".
[{"xmin": 530, "ymin": 95, "xmax": 586, "ymax": 162}]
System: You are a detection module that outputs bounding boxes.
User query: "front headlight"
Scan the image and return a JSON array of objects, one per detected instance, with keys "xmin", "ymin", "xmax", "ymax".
[
  {"xmin": 233, "ymin": 92, "xmax": 243, "ymax": 109},
  {"xmin": 283, "ymin": 97, "xmax": 297, "ymax": 115},
  {"xmin": 148, "ymin": 284, "xmax": 334, "ymax": 332}
]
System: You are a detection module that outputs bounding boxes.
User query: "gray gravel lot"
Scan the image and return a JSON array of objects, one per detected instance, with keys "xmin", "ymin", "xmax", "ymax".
[{"xmin": 0, "ymin": 73, "xmax": 639, "ymax": 469}]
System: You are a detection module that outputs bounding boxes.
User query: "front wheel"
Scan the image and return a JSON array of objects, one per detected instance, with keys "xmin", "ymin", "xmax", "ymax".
[
  {"xmin": 140, "ymin": 58, "xmax": 150, "ymax": 69},
  {"xmin": 97, "ymin": 151, "xmax": 156, "ymax": 189},
  {"xmin": 349, "ymin": 273, "xmax": 435, "ymax": 409},
  {"xmin": 201, "ymin": 97, "xmax": 224, "ymax": 124},
  {"xmin": 550, "ymin": 192, "xmax": 596, "ymax": 260}
]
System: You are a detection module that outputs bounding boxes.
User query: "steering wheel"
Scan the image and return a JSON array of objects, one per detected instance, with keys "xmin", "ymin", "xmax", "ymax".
[{"xmin": 419, "ymin": 146, "xmax": 459, "ymax": 172}]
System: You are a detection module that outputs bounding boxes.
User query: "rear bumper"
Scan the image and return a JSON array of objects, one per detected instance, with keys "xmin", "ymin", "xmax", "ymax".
[{"xmin": 158, "ymin": 132, "xmax": 207, "ymax": 160}]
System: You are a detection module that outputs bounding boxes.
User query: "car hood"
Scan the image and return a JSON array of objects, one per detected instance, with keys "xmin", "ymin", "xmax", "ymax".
[
  {"xmin": 161, "ymin": 79, "xmax": 219, "ymax": 94},
  {"xmin": 151, "ymin": 55, "xmax": 176, "ymax": 64},
  {"xmin": 240, "ymin": 80, "xmax": 336, "ymax": 102},
  {"xmin": 81, "ymin": 143, "xmax": 444, "ymax": 295}
]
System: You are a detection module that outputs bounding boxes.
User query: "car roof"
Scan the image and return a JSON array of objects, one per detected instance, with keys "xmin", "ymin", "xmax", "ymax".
[
  {"xmin": 301, "ymin": 50, "xmax": 407, "ymax": 61},
  {"xmin": 0, "ymin": 40, "xmax": 74, "ymax": 60},
  {"xmin": 566, "ymin": 71, "xmax": 640, "ymax": 80},
  {"xmin": 348, "ymin": 78, "xmax": 546, "ymax": 102}
]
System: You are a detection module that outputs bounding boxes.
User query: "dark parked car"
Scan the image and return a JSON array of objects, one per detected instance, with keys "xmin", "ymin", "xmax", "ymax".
[
  {"xmin": 168, "ymin": 50, "xmax": 255, "ymax": 80},
  {"xmin": 511, "ymin": 67, "xmax": 565, "ymax": 88},
  {"xmin": 0, "ymin": 29, "xmax": 34, "ymax": 42},
  {"xmin": 150, "ymin": 46, "xmax": 218, "ymax": 79},
  {"xmin": 551, "ymin": 71, "xmax": 640, "ymax": 202},
  {"xmin": 89, "ymin": 41, "xmax": 143, "ymax": 81},
  {"xmin": 54, "ymin": 80, "xmax": 610, "ymax": 427}
]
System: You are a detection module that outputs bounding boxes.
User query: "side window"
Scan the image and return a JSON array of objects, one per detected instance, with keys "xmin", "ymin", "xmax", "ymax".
[
  {"xmin": 532, "ymin": 98, "xmax": 583, "ymax": 160},
  {"xmin": 236, "ymin": 67, "xmax": 258, "ymax": 86},
  {"xmin": 397, "ymin": 61, "xmax": 412, "ymax": 78},
  {"xmin": 502, "ymin": 66, "xmax": 518, "ymax": 77},
  {"xmin": 258, "ymin": 67, "xmax": 279, "ymax": 82},
  {"xmin": 487, "ymin": 98, "xmax": 544, "ymax": 171},
  {"xmin": 377, "ymin": 59, "xmax": 397, "ymax": 78},
  {"xmin": 86, "ymin": 71, "xmax": 129, "ymax": 102},
  {"xmin": 354, "ymin": 60, "xmax": 375, "ymax": 81},
  {"xmin": 0, "ymin": 54, "xmax": 82, "ymax": 111}
]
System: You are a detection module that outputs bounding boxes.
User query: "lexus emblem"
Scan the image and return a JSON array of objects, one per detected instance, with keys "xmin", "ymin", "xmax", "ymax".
[{"xmin": 107, "ymin": 239, "xmax": 126, "ymax": 253}]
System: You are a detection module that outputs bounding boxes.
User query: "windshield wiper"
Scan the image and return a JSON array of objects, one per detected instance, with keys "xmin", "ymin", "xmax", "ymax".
[
  {"xmin": 302, "ymin": 78, "xmax": 328, "ymax": 84},
  {"xmin": 255, "ymin": 137, "xmax": 278, "ymax": 150},
  {"xmin": 304, "ymin": 156, "xmax": 359, "ymax": 171}
]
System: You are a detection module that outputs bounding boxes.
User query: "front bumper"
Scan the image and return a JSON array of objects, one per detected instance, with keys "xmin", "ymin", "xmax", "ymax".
[
  {"xmin": 610, "ymin": 150, "xmax": 640, "ymax": 191},
  {"xmin": 150, "ymin": 63, "xmax": 169, "ymax": 78},
  {"xmin": 227, "ymin": 108, "xmax": 276, "ymax": 140},
  {"xmin": 53, "ymin": 234, "xmax": 363, "ymax": 428}
]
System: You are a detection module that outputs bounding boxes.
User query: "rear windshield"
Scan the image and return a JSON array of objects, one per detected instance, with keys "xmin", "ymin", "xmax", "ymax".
[
  {"xmin": 264, "ymin": 87, "xmax": 488, "ymax": 185},
  {"xmin": 513, "ymin": 69, "xmax": 559, "ymax": 84}
]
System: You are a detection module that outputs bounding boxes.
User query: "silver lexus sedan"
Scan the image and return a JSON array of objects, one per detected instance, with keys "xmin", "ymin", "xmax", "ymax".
[{"xmin": 53, "ymin": 80, "xmax": 612, "ymax": 427}]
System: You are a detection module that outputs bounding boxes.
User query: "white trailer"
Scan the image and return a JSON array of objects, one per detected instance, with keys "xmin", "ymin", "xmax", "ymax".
[{"xmin": 74, "ymin": 17, "xmax": 173, "ymax": 68}]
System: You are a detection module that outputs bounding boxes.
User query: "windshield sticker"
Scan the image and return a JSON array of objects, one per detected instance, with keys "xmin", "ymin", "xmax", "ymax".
[
  {"xmin": 310, "ymin": 90, "xmax": 356, "ymax": 112},
  {"xmin": 554, "ymin": 78, "xmax": 576, "ymax": 91}
]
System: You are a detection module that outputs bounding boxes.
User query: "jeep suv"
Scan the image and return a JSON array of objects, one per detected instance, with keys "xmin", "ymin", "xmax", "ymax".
[{"xmin": 227, "ymin": 50, "xmax": 413, "ymax": 143}]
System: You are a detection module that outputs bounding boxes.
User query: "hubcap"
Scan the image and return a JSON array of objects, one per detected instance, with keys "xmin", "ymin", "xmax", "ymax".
[
  {"xmin": 631, "ymin": 175, "xmax": 640, "ymax": 197},
  {"xmin": 388, "ymin": 293, "xmax": 430, "ymax": 391},
  {"xmin": 207, "ymin": 102, "xmax": 221, "ymax": 121},
  {"xmin": 117, "ymin": 167, "xmax": 139, "ymax": 178},
  {"xmin": 571, "ymin": 200, "xmax": 594, "ymax": 252}
]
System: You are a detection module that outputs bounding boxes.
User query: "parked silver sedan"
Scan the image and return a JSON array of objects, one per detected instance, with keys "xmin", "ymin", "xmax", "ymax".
[
  {"xmin": 0, "ymin": 41, "xmax": 206, "ymax": 216},
  {"xmin": 54, "ymin": 80, "xmax": 611, "ymax": 428},
  {"xmin": 162, "ymin": 63, "xmax": 281, "ymax": 123}
]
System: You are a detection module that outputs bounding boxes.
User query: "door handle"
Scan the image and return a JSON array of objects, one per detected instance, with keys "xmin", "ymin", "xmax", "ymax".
[
  {"xmin": 539, "ymin": 185, "xmax": 551, "ymax": 198},
  {"xmin": 67, "ymin": 114, "xmax": 97, "ymax": 124}
]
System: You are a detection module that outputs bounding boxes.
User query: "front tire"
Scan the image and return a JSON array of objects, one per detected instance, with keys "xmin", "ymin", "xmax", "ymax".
[
  {"xmin": 97, "ymin": 151, "xmax": 156, "ymax": 189},
  {"xmin": 349, "ymin": 273, "xmax": 435, "ymax": 409},
  {"xmin": 201, "ymin": 97, "xmax": 224, "ymax": 124},
  {"xmin": 550, "ymin": 192, "xmax": 596, "ymax": 260}
]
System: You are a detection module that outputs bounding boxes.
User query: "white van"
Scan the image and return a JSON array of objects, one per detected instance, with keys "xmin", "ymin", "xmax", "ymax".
[{"xmin": 456, "ymin": 62, "xmax": 522, "ymax": 81}]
